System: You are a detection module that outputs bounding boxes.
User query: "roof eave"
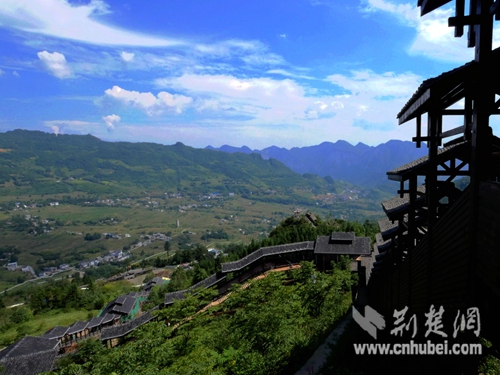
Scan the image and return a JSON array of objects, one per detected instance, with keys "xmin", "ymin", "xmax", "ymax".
[
  {"xmin": 398, "ymin": 88, "xmax": 431, "ymax": 125},
  {"xmin": 419, "ymin": 0, "xmax": 453, "ymax": 16}
]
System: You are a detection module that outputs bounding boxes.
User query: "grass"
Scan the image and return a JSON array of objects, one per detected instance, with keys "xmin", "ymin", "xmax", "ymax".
[{"xmin": 0, "ymin": 309, "xmax": 98, "ymax": 347}]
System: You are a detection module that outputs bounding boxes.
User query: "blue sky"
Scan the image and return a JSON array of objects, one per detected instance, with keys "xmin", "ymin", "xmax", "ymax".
[{"xmin": 0, "ymin": 0, "xmax": 498, "ymax": 149}]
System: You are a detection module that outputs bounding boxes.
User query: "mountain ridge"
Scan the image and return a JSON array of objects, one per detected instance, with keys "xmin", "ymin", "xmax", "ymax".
[
  {"xmin": 0, "ymin": 129, "xmax": 349, "ymax": 199},
  {"xmin": 206, "ymin": 139, "xmax": 427, "ymax": 191}
]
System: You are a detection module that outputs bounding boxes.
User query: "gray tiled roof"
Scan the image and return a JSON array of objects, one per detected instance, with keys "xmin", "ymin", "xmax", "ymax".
[
  {"xmin": 86, "ymin": 316, "xmax": 105, "ymax": 329},
  {"xmin": 101, "ymin": 312, "xmax": 155, "ymax": 340},
  {"xmin": 378, "ymin": 218, "xmax": 399, "ymax": 240},
  {"xmin": 164, "ymin": 274, "xmax": 227, "ymax": 305},
  {"xmin": 382, "ymin": 184, "xmax": 426, "ymax": 218},
  {"xmin": 221, "ymin": 241, "xmax": 315, "ymax": 273},
  {"xmin": 42, "ymin": 325, "xmax": 69, "ymax": 340},
  {"xmin": 101, "ymin": 313, "xmax": 121, "ymax": 324},
  {"xmin": 0, "ymin": 349, "xmax": 58, "ymax": 375},
  {"xmin": 65, "ymin": 321, "xmax": 89, "ymax": 336},
  {"xmin": 386, "ymin": 141, "xmax": 468, "ymax": 181},
  {"xmin": 0, "ymin": 336, "xmax": 59, "ymax": 375},
  {"xmin": 375, "ymin": 233, "xmax": 392, "ymax": 252},
  {"xmin": 101, "ymin": 295, "xmax": 137, "ymax": 316},
  {"xmin": 314, "ymin": 236, "xmax": 370, "ymax": 255},
  {"xmin": 115, "ymin": 296, "xmax": 126, "ymax": 304},
  {"xmin": 398, "ymin": 47, "xmax": 500, "ymax": 124},
  {"xmin": 164, "ymin": 290, "xmax": 188, "ymax": 305},
  {"xmin": 143, "ymin": 276, "xmax": 164, "ymax": 292},
  {"xmin": 375, "ymin": 251, "xmax": 388, "ymax": 261},
  {"xmin": 397, "ymin": 62, "xmax": 472, "ymax": 124},
  {"xmin": 331, "ymin": 232, "xmax": 355, "ymax": 243}
]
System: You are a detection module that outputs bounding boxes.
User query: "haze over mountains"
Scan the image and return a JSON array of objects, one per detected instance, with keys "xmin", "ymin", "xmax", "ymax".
[{"xmin": 206, "ymin": 140, "xmax": 427, "ymax": 191}]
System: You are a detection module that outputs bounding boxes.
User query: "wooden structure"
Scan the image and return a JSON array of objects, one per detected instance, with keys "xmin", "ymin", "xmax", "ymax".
[
  {"xmin": 165, "ymin": 233, "xmax": 370, "ymax": 306},
  {"xmin": 369, "ymin": 0, "xmax": 500, "ymax": 340}
]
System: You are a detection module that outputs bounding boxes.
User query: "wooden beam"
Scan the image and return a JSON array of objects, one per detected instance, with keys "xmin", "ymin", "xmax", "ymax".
[
  {"xmin": 438, "ymin": 114, "xmax": 443, "ymax": 146},
  {"xmin": 416, "ymin": 115, "xmax": 422, "ymax": 148},
  {"xmin": 398, "ymin": 89, "xmax": 431, "ymax": 125},
  {"xmin": 468, "ymin": 0, "xmax": 478, "ymax": 48},
  {"xmin": 412, "ymin": 136, "xmax": 440, "ymax": 142},
  {"xmin": 455, "ymin": 160, "xmax": 468, "ymax": 171},
  {"xmin": 494, "ymin": 97, "xmax": 500, "ymax": 110},
  {"xmin": 439, "ymin": 162, "xmax": 451, "ymax": 171},
  {"xmin": 455, "ymin": 0, "xmax": 465, "ymax": 37},
  {"xmin": 441, "ymin": 125, "xmax": 466, "ymax": 138},
  {"xmin": 436, "ymin": 171, "xmax": 469, "ymax": 176},
  {"xmin": 449, "ymin": 15, "xmax": 483, "ymax": 26},
  {"xmin": 420, "ymin": 0, "xmax": 453, "ymax": 16},
  {"xmin": 491, "ymin": 0, "xmax": 500, "ymax": 20},
  {"xmin": 441, "ymin": 83, "xmax": 467, "ymax": 108}
]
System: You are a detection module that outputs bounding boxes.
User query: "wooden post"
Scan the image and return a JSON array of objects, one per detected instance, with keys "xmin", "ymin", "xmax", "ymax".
[{"xmin": 467, "ymin": 0, "xmax": 495, "ymax": 308}]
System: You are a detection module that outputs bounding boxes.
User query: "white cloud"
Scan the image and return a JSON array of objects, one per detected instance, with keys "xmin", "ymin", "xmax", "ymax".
[
  {"xmin": 102, "ymin": 114, "xmax": 121, "ymax": 130},
  {"xmin": 0, "ymin": 0, "xmax": 183, "ymax": 47},
  {"xmin": 104, "ymin": 86, "xmax": 193, "ymax": 115},
  {"xmin": 326, "ymin": 69, "xmax": 421, "ymax": 98},
  {"xmin": 267, "ymin": 69, "xmax": 315, "ymax": 80},
  {"xmin": 315, "ymin": 101, "xmax": 328, "ymax": 110},
  {"xmin": 278, "ymin": 34, "xmax": 287, "ymax": 39},
  {"xmin": 194, "ymin": 39, "xmax": 286, "ymax": 66},
  {"xmin": 44, "ymin": 120, "xmax": 100, "ymax": 135},
  {"xmin": 331, "ymin": 100, "xmax": 344, "ymax": 109},
  {"xmin": 154, "ymin": 70, "xmax": 421, "ymax": 146},
  {"xmin": 362, "ymin": 0, "xmax": 489, "ymax": 62},
  {"xmin": 120, "ymin": 52, "xmax": 134, "ymax": 62},
  {"xmin": 13, "ymin": 71, "xmax": 20, "ymax": 77},
  {"xmin": 241, "ymin": 53, "xmax": 285, "ymax": 66},
  {"xmin": 156, "ymin": 74, "xmax": 312, "ymax": 122},
  {"xmin": 325, "ymin": 69, "xmax": 422, "ymax": 128},
  {"xmin": 0, "ymin": 68, "xmax": 4, "ymax": 75},
  {"xmin": 37, "ymin": 51, "xmax": 72, "ymax": 78}
]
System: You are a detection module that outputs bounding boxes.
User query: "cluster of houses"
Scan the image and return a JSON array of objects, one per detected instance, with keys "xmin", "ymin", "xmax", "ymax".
[
  {"xmin": 129, "ymin": 232, "xmax": 170, "ymax": 250},
  {"xmin": 197, "ymin": 192, "xmax": 235, "ymax": 201},
  {"xmin": 78, "ymin": 250, "xmax": 130, "ymax": 270},
  {"xmin": 4, "ymin": 261, "xmax": 70, "ymax": 279},
  {"xmin": 207, "ymin": 248, "xmax": 223, "ymax": 258},
  {"xmin": 313, "ymin": 189, "xmax": 361, "ymax": 205},
  {"xmin": 39, "ymin": 264, "xmax": 71, "ymax": 278},
  {"xmin": 11, "ymin": 202, "xmax": 43, "ymax": 210},
  {"xmin": 84, "ymin": 198, "xmax": 130, "ymax": 207},
  {"xmin": 4, "ymin": 263, "xmax": 37, "ymax": 278},
  {"xmin": 107, "ymin": 267, "xmax": 149, "ymax": 282}
]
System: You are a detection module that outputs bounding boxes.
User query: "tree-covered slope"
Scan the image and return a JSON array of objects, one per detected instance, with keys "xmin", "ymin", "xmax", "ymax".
[{"xmin": 0, "ymin": 130, "xmax": 336, "ymax": 197}]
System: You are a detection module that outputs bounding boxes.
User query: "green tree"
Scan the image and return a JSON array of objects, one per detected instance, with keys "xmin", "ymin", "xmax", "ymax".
[
  {"xmin": 167, "ymin": 267, "xmax": 192, "ymax": 292},
  {"xmin": 164, "ymin": 240, "xmax": 171, "ymax": 256},
  {"xmin": 10, "ymin": 307, "xmax": 33, "ymax": 324}
]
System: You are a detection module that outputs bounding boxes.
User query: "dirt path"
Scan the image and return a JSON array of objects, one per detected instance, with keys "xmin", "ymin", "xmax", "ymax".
[{"xmin": 171, "ymin": 264, "xmax": 301, "ymax": 330}]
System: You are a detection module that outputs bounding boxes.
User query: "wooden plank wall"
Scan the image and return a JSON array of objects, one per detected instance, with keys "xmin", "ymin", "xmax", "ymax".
[
  {"xmin": 370, "ymin": 187, "xmax": 471, "ymax": 316},
  {"xmin": 370, "ymin": 182, "xmax": 500, "ymax": 340},
  {"xmin": 474, "ymin": 182, "xmax": 500, "ymax": 339}
]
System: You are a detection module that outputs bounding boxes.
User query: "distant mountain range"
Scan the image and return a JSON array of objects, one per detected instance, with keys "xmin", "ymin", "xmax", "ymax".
[
  {"xmin": 206, "ymin": 140, "xmax": 427, "ymax": 191},
  {"xmin": 0, "ymin": 130, "xmax": 343, "ymax": 199}
]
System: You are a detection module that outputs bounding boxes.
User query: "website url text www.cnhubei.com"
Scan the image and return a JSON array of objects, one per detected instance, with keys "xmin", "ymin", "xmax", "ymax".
[{"xmin": 353, "ymin": 341, "xmax": 482, "ymax": 355}]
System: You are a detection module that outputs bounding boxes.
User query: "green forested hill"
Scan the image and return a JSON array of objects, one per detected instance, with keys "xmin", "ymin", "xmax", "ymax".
[{"xmin": 0, "ymin": 130, "xmax": 338, "ymax": 197}]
